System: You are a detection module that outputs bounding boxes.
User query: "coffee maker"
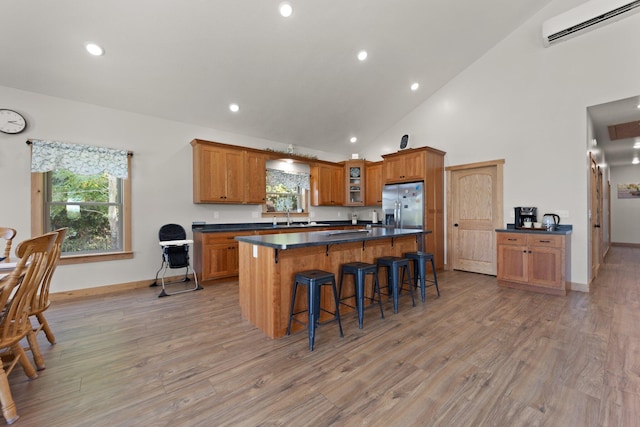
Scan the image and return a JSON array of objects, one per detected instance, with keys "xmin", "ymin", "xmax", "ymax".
[{"xmin": 514, "ymin": 207, "xmax": 537, "ymax": 228}]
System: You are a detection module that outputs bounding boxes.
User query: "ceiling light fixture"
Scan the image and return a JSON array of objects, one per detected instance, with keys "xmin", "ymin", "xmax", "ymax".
[
  {"xmin": 85, "ymin": 42, "xmax": 104, "ymax": 56},
  {"xmin": 279, "ymin": 2, "xmax": 293, "ymax": 17},
  {"xmin": 634, "ymin": 142, "xmax": 640, "ymax": 149},
  {"xmin": 410, "ymin": 83, "xmax": 420, "ymax": 91},
  {"xmin": 350, "ymin": 137, "xmax": 357, "ymax": 143},
  {"xmin": 633, "ymin": 157, "xmax": 639, "ymax": 164},
  {"xmin": 357, "ymin": 50, "xmax": 368, "ymax": 61},
  {"xmin": 229, "ymin": 103, "xmax": 240, "ymax": 112}
]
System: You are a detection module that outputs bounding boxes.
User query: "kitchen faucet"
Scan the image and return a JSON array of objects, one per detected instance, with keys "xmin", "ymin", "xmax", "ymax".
[{"xmin": 286, "ymin": 208, "xmax": 291, "ymax": 226}]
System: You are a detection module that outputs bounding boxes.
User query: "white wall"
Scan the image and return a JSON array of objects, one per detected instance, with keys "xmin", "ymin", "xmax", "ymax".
[
  {"xmin": 0, "ymin": 86, "xmax": 351, "ymax": 293},
  {"xmin": 610, "ymin": 165, "xmax": 640, "ymax": 244},
  {"xmin": 359, "ymin": 0, "xmax": 640, "ymax": 287}
]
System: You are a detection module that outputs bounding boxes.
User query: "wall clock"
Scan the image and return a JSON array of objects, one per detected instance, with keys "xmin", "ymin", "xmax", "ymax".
[{"xmin": 0, "ymin": 109, "xmax": 27, "ymax": 134}]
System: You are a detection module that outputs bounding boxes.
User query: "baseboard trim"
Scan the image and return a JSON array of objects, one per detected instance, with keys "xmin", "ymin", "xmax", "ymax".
[
  {"xmin": 49, "ymin": 275, "xmax": 235, "ymax": 301},
  {"xmin": 570, "ymin": 281, "xmax": 589, "ymax": 293},
  {"xmin": 611, "ymin": 242, "xmax": 640, "ymax": 248}
]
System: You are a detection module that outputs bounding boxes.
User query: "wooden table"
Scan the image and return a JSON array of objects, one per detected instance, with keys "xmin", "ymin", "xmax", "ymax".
[{"xmin": 235, "ymin": 228, "xmax": 428, "ymax": 339}]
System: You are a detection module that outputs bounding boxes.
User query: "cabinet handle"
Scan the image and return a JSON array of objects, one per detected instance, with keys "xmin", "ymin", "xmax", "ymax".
[
  {"xmin": 507, "ymin": 238, "xmax": 517, "ymax": 241},
  {"xmin": 539, "ymin": 240, "xmax": 550, "ymax": 243},
  {"xmin": 523, "ymin": 250, "xmax": 527, "ymax": 253},
  {"xmin": 454, "ymin": 223, "xmax": 459, "ymax": 227},
  {"xmin": 528, "ymin": 250, "xmax": 532, "ymax": 253}
]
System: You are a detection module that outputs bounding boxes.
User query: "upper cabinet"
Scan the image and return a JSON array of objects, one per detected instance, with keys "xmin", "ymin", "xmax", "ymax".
[
  {"xmin": 244, "ymin": 151, "xmax": 267, "ymax": 204},
  {"xmin": 344, "ymin": 160, "xmax": 365, "ymax": 206},
  {"xmin": 382, "ymin": 149, "xmax": 426, "ymax": 183},
  {"xmin": 365, "ymin": 161, "xmax": 383, "ymax": 206},
  {"xmin": 192, "ymin": 140, "xmax": 244, "ymax": 203},
  {"xmin": 310, "ymin": 163, "xmax": 344, "ymax": 206}
]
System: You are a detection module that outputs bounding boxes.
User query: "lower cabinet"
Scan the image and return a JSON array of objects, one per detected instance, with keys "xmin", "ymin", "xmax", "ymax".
[
  {"xmin": 496, "ymin": 232, "xmax": 570, "ymax": 296},
  {"xmin": 194, "ymin": 231, "xmax": 245, "ymax": 281}
]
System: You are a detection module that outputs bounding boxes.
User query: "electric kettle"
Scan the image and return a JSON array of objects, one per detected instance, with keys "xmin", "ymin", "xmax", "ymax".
[{"xmin": 542, "ymin": 213, "xmax": 560, "ymax": 229}]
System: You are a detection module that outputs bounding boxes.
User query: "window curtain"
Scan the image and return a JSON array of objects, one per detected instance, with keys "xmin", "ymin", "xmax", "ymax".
[
  {"xmin": 266, "ymin": 168, "xmax": 310, "ymax": 190},
  {"xmin": 30, "ymin": 140, "xmax": 129, "ymax": 178}
]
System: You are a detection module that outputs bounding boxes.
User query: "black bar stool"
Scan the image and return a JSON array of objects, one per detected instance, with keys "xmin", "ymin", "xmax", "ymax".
[
  {"xmin": 338, "ymin": 262, "xmax": 384, "ymax": 329},
  {"xmin": 286, "ymin": 270, "xmax": 344, "ymax": 351},
  {"xmin": 376, "ymin": 256, "xmax": 415, "ymax": 313},
  {"xmin": 405, "ymin": 251, "xmax": 440, "ymax": 302}
]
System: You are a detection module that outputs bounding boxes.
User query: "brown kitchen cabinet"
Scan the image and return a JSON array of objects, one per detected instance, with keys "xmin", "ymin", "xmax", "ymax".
[
  {"xmin": 193, "ymin": 231, "xmax": 247, "ymax": 280},
  {"xmin": 244, "ymin": 150, "xmax": 267, "ymax": 204},
  {"xmin": 365, "ymin": 161, "xmax": 383, "ymax": 206},
  {"xmin": 345, "ymin": 160, "xmax": 365, "ymax": 206},
  {"xmin": 496, "ymin": 232, "xmax": 571, "ymax": 296},
  {"xmin": 382, "ymin": 149, "xmax": 426, "ymax": 183},
  {"xmin": 310, "ymin": 162, "xmax": 344, "ymax": 206},
  {"xmin": 192, "ymin": 140, "xmax": 245, "ymax": 203}
]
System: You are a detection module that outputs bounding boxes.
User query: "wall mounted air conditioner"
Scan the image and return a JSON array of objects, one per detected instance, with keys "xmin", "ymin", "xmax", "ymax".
[{"xmin": 542, "ymin": 0, "xmax": 640, "ymax": 47}]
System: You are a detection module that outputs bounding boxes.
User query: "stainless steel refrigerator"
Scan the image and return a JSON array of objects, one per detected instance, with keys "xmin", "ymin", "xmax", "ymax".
[{"xmin": 382, "ymin": 181, "xmax": 424, "ymax": 229}]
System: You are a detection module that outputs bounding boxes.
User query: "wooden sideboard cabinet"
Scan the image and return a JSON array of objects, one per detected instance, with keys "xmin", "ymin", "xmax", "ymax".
[
  {"xmin": 310, "ymin": 163, "xmax": 345, "ymax": 206},
  {"xmin": 365, "ymin": 161, "xmax": 383, "ymax": 206},
  {"xmin": 496, "ymin": 232, "xmax": 571, "ymax": 296},
  {"xmin": 382, "ymin": 149, "xmax": 426, "ymax": 183}
]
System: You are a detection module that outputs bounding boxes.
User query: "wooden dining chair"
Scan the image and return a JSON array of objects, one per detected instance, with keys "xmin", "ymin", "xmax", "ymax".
[
  {"xmin": 0, "ymin": 232, "xmax": 57, "ymax": 425},
  {"xmin": 0, "ymin": 228, "xmax": 16, "ymax": 263},
  {"xmin": 25, "ymin": 228, "xmax": 67, "ymax": 370}
]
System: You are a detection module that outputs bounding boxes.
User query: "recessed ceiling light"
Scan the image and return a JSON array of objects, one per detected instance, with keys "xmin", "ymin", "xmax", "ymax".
[
  {"xmin": 634, "ymin": 142, "xmax": 640, "ymax": 149},
  {"xmin": 279, "ymin": 2, "xmax": 293, "ymax": 17},
  {"xmin": 636, "ymin": 104, "xmax": 640, "ymax": 109},
  {"xmin": 350, "ymin": 137, "xmax": 357, "ymax": 143},
  {"xmin": 85, "ymin": 43, "xmax": 104, "ymax": 56},
  {"xmin": 229, "ymin": 103, "xmax": 240, "ymax": 112},
  {"xmin": 410, "ymin": 83, "xmax": 420, "ymax": 91},
  {"xmin": 633, "ymin": 157, "xmax": 639, "ymax": 164},
  {"xmin": 357, "ymin": 50, "xmax": 368, "ymax": 61}
]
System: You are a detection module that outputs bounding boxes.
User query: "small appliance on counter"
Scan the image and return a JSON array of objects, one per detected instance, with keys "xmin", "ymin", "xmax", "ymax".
[
  {"xmin": 542, "ymin": 213, "xmax": 560, "ymax": 231},
  {"xmin": 514, "ymin": 207, "xmax": 537, "ymax": 229}
]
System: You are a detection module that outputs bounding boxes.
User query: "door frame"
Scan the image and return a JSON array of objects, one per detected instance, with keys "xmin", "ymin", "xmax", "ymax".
[{"xmin": 445, "ymin": 159, "xmax": 504, "ymax": 271}]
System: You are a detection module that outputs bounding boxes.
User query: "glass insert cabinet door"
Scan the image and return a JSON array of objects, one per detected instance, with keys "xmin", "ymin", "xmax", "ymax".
[{"xmin": 345, "ymin": 160, "xmax": 365, "ymax": 206}]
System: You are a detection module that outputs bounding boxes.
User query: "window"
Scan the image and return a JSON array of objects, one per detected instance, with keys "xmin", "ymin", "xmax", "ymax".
[
  {"xmin": 46, "ymin": 170, "xmax": 124, "ymax": 254},
  {"xmin": 30, "ymin": 140, "xmax": 132, "ymax": 264},
  {"xmin": 265, "ymin": 164, "xmax": 310, "ymax": 213}
]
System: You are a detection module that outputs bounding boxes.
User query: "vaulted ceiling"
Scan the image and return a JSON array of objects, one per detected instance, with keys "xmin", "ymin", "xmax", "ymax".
[{"xmin": 1, "ymin": 1, "xmax": 553, "ymax": 156}]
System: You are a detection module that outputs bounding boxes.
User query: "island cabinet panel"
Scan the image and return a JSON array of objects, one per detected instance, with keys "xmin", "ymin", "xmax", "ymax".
[
  {"xmin": 496, "ymin": 232, "xmax": 570, "ymax": 296},
  {"xmin": 238, "ymin": 232, "xmax": 421, "ymax": 339},
  {"xmin": 365, "ymin": 161, "xmax": 383, "ymax": 206}
]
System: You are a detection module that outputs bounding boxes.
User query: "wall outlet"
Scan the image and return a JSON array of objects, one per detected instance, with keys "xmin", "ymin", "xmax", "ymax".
[
  {"xmin": 309, "ymin": 211, "xmax": 316, "ymax": 218},
  {"xmin": 213, "ymin": 211, "xmax": 219, "ymax": 219},
  {"xmin": 557, "ymin": 210, "xmax": 569, "ymax": 218},
  {"xmin": 337, "ymin": 211, "xmax": 341, "ymax": 217},
  {"xmin": 251, "ymin": 211, "xmax": 259, "ymax": 219}
]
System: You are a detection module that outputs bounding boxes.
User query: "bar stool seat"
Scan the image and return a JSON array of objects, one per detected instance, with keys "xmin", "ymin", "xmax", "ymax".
[
  {"xmin": 286, "ymin": 270, "xmax": 344, "ymax": 351},
  {"xmin": 339, "ymin": 262, "xmax": 384, "ymax": 329},
  {"xmin": 376, "ymin": 256, "xmax": 415, "ymax": 313},
  {"xmin": 405, "ymin": 251, "xmax": 440, "ymax": 302}
]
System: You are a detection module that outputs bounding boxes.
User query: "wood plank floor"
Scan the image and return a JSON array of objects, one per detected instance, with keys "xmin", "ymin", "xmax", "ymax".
[{"xmin": 7, "ymin": 246, "xmax": 640, "ymax": 426}]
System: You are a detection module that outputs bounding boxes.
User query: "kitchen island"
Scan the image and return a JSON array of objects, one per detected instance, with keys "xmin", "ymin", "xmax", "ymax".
[{"xmin": 235, "ymin": 227, "xmax": 428, "ymax": 338}]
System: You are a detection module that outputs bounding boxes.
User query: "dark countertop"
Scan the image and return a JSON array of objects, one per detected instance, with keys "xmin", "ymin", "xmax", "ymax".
[
  {"xmin": 192, "ymin": 220, "xmax": 390, "ymax": 233},
  {"xmin": 495, "ymin": 224, "xmax": 573, "ymax": 235},
  {"xmin": 235, "ymin": 227, "xmax": 429, "ymax": 250}
]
